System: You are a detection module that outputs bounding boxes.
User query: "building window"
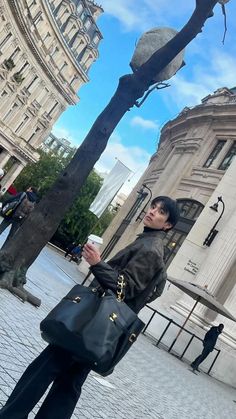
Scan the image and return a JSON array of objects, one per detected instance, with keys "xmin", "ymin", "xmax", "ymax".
[
  {"xmin": 9, "ymin": 47, "xmax": 20, "ymax": 61},
  {"xmin": 28, "ymin": 126, "xmax": 40, "ymax": 142},
  {"xmin": 164, "ymin": 199, "xmax": 204, "ymax": 267},
  {"xmin": 77, "ymin": 3, "xmax": 83, "ymax": 14},
  {"xmin": 84, "ymin": 18, "xmax": 91, "ymax": 30},
  {"xmin": 203, "ymin": 140, "xmax": 226, "ymax": 168},
  {"xmin": 48, "ymin": 102, "xmax": 58, "ymax": 116},
  {"xmin": 27, "ymin": 75, "xmax": 38, "ymax": 92},
  {"xmin": 0, "ymin": 33, "xmax": 12, "ymax": 49},
  {"xmin": 15, "ymin": 115, "xmax": 29, "ymax": 133},
  {"xmin": 3, "ymin": 103, "xmax": 18, "ymax": 120},
  {"xmin": 178, "ymin": 199, "xmax": 204, "ymax": 221},
  {"xmin": 80, "ymin": 11, "xmax": 87, "ymax": 22},
  {"xmin": 33, "ymin": 11, "xmax": 43, "ymax": 25},
  {"xmin": 218, "ymin": 142, "xmax": 236, "ymax": 171},
  {"xmin": 164, "ymin": 230, "xmax": 187, "ymax": 266},
  {"xmin": 92, "ymin": 33, "xmax": 100, "ymax": 45}
]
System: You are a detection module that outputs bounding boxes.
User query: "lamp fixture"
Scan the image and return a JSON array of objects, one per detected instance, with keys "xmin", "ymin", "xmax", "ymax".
[
  {"xmin": 203, "ymin": 196, "xmax": 225, "ymax": 247},
  {"xmin": 135, "ymin": 184, "xmax": 153, "ymax": 221}
]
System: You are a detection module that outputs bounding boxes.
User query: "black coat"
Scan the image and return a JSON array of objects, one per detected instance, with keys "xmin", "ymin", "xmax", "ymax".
[
  {"xmin": 90, "ymin": 229, "xmax": 167, "ymax": 313},
  {"xmin": 203, "ymin": 326, "xmax": 221, "ymax": 351}
]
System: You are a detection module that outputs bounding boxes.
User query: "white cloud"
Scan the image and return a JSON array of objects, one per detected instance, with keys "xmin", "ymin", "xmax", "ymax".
[
  {"xmin": 99, "ymin": 0, "xmax": 192, "ymax": 31},
  {"xmin": 131, "ymin": 116, "xmax": 159, "ymax": 130},
  {"xmin": 52, "ymin": 126, "xmax": 79, "ymax": 146},
  {"xmin": 164, "ymin": 50, "xmax": 236, "ymax": 109},
  {"xmin": 99, "ymin": 0, "xmax": 149, "ymax": 31}
]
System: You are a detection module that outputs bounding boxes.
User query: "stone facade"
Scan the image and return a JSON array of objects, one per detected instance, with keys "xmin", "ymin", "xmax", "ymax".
[
  {"xmin": 0, "ymin": 0, "xmax": 103, "ymax": 193},
  {"xmin": 99, "ymin": 87, "xmax": 236, "ymax": 386}
]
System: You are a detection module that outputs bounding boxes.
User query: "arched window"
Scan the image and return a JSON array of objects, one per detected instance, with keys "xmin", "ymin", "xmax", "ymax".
[{"xmin": 164, "ymin": 199, "xmax": 204, "ymax": 267}]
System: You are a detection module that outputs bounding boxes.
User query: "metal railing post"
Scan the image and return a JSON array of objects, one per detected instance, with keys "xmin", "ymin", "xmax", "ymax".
[
  {"xmin": 180, "ymin": 335, "xmax": 195, "ymax": 359},
  {"xmin": 155, "ymin": 320, "xmax": 172, "ymax": 347},
  {"xmin": 207, "ymin": 350, "xmax": 221, "ymax": 375},
  {"xmin": 142, "ymin": 311, "xmax": 156, "ymax": 334}
]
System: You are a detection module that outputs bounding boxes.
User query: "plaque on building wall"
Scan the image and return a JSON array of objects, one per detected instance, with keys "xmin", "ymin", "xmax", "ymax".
[{"xmin": 184, "ymin": 259, "xmax": 199, "ymax": 275}]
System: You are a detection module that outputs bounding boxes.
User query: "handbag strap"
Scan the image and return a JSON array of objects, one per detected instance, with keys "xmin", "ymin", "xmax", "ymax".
[{"xmin": 116, "ymin": 274, "xmax": 126, "ymax": 302}]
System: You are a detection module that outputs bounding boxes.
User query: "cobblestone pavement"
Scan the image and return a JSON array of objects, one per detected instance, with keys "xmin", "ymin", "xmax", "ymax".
[{"xmin": 0, "ymin": 233, "xmax": 235, "ymax": 418}]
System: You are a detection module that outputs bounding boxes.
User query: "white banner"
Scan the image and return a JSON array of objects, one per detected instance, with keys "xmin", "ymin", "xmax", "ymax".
[{"xmin": 89, "ymin": 160, "xmax": 132, "ymax": 218}]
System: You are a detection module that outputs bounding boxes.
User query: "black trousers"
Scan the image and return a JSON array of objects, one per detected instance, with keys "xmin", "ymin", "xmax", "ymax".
[
  {"xmin": 0, "ymin": 345, "xmax": 90, "ymax": 419},
  {"xmin": 191, "ymin": 346, "xmax": 212, "ymax": 369}
]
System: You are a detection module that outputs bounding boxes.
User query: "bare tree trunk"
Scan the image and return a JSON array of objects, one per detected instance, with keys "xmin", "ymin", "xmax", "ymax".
[{"xmin": 0, "ymin": 0, "xmax": 219, "ymax": 304}]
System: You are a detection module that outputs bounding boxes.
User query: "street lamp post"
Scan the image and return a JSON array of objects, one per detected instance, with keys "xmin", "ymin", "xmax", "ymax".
[
  {"xmin": 135, "ymin": 184, "xmax": 153, "ymax": 221},
  {"xmin": 203, "ymin": 196, "xmax": 225, "ymax": 247}
]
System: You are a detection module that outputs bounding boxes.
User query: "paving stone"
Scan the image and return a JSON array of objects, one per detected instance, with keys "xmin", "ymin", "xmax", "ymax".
[{"xmin": 0, "ymin": 233, "xmax": 235, "ymax": 418}]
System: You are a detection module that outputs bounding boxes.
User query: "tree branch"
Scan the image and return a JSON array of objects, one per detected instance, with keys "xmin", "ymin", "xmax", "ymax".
[{"xmin": 0, "ymin": 0, "xmax": 224, "ymax": 295}]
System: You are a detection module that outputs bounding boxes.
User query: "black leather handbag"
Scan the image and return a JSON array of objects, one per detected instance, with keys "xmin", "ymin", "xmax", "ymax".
[{"xmin": 40, "ymin": 276, "xmax": 145, "ymax": 375}]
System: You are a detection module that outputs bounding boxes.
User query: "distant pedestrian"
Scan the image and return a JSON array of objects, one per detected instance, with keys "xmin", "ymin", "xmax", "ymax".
[
  {"xmin": 0, "ymin": 186, "xmax": 38, "ymax": 246},
  {"xmin": 6, "ymin": 184, "xmax": 18, "ymax": 196},
  {"xmin": 191, "ymin": 323, "xmax": 224, "ymax": 372},
  {"xmin": 69, "ymin": 243, "xmax": 82, "ymax": 262},
  {"xmin": 64, "ymin": 242, "xmax": 76, "ymax": 258}
]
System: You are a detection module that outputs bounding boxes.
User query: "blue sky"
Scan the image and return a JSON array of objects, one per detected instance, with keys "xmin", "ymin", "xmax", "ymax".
[{"xmin": 53, "ymin": 0, "xmax": 236, "ymax": 194}]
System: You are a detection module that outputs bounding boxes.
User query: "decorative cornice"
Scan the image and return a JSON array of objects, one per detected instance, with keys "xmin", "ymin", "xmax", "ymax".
[{"xmin": 162, "ymin": 102, "xmax": 236, "ymax": 135}]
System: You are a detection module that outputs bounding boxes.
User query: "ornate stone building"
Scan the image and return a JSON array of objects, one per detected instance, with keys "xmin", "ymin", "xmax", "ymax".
[
  {"xmin": 42, "ymin": 133, "xmax": 76, "ymax": 157},
  {"xmin": 99, "ymin": 87, "xmax": 236, "ymax": 386},
  {"xmin": 0, "ymin": 0, "xmax": 103, "ymax": 193}
]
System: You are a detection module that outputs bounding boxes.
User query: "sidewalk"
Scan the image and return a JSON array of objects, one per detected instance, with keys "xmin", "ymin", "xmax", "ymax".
[{"xmin": 0, "ymin": 232, "xmax": 235, "ymax": 418}]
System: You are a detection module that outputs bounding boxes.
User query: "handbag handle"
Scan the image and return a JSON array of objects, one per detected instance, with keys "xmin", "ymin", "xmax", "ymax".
[{"xmin": 117, "ymin": 274, "xmax": 126, "ymax": 302}]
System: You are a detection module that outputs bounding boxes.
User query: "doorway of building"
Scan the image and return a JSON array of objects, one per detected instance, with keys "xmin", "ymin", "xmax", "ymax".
[{"xmin": 164, "ymin": 199, "xmax": 204, "ymax": 267}]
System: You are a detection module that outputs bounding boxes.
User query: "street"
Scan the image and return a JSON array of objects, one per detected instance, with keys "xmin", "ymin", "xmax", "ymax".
[{"xmin": 0, "ymin": 231, "xmax": 235, "ymax": 418}]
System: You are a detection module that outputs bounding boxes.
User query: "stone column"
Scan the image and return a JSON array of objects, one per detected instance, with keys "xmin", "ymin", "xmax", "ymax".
[
  {"xmin": 0, "ymin": 160, "xmax": 24, "ymax": 195},
  {"xmin": 172, "ymin": 156, "xmax": 236, "ymax": 334},
  {"xmin": 0, "ymin": 148, "xmax": 11, "ymax": 168}
]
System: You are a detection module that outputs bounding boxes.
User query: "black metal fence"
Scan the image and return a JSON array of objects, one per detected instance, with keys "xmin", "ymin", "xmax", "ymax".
[{"xmin": 142, "ymin": 305, "xmax": 221, "ymax": 375}]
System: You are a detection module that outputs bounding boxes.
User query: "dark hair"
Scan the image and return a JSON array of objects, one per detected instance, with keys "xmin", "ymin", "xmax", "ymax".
[
  {"xmin": 26, "ymin": 186, "xmax": 39, "ymax": 203},
  {"xmin": 151, "ymin": 196, "xmax": 180, "ymax": 227},
  {"xmin": 30, "ymin": 186, "xmax": 38, "ymax": 194}
]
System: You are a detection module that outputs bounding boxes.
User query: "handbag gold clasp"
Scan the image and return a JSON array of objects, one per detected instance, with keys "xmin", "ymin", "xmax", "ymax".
[
  {"xmin": 129, "ymin": 333, "xmax": 137, "ymax": 343},
  {"xmin": 72, "ymin": 296, "xmax": 81, "ymax": 303},
  {"xmin": 109, "ymin": 313, "xmax": 118, "ymax": 322}
]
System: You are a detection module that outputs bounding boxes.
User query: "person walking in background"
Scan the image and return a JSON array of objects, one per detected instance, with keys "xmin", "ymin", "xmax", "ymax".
[
  {"xmin": 69, "ymin": 243, "xmax": 82, "ymax": 262},
  {"xmin": 0, "ymin": 186, "xmax": 38, "ymax": 246},
  {"xmin": 0, "ymin": 196, "xmax": 179, "ymax": 419},
  {"xmin": 64, "ymin": 242, "xmax": 76, "ymax": 258},
  {"xmin": 191, "ymin": 323, "xmax": 224, "ymax": 372}
]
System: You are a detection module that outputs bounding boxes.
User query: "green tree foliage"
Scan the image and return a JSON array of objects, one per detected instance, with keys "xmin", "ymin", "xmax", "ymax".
[
  {"xmin": 11, "ymin": 150, "xmax": 114, "ymax": 248},
  {"xmin": 52, "ymin": 170, "xmax": 102, "ymax": 248},
  {"xmin": 13, "ymin": 150, "xmax": 70, "ymax": 198}
]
